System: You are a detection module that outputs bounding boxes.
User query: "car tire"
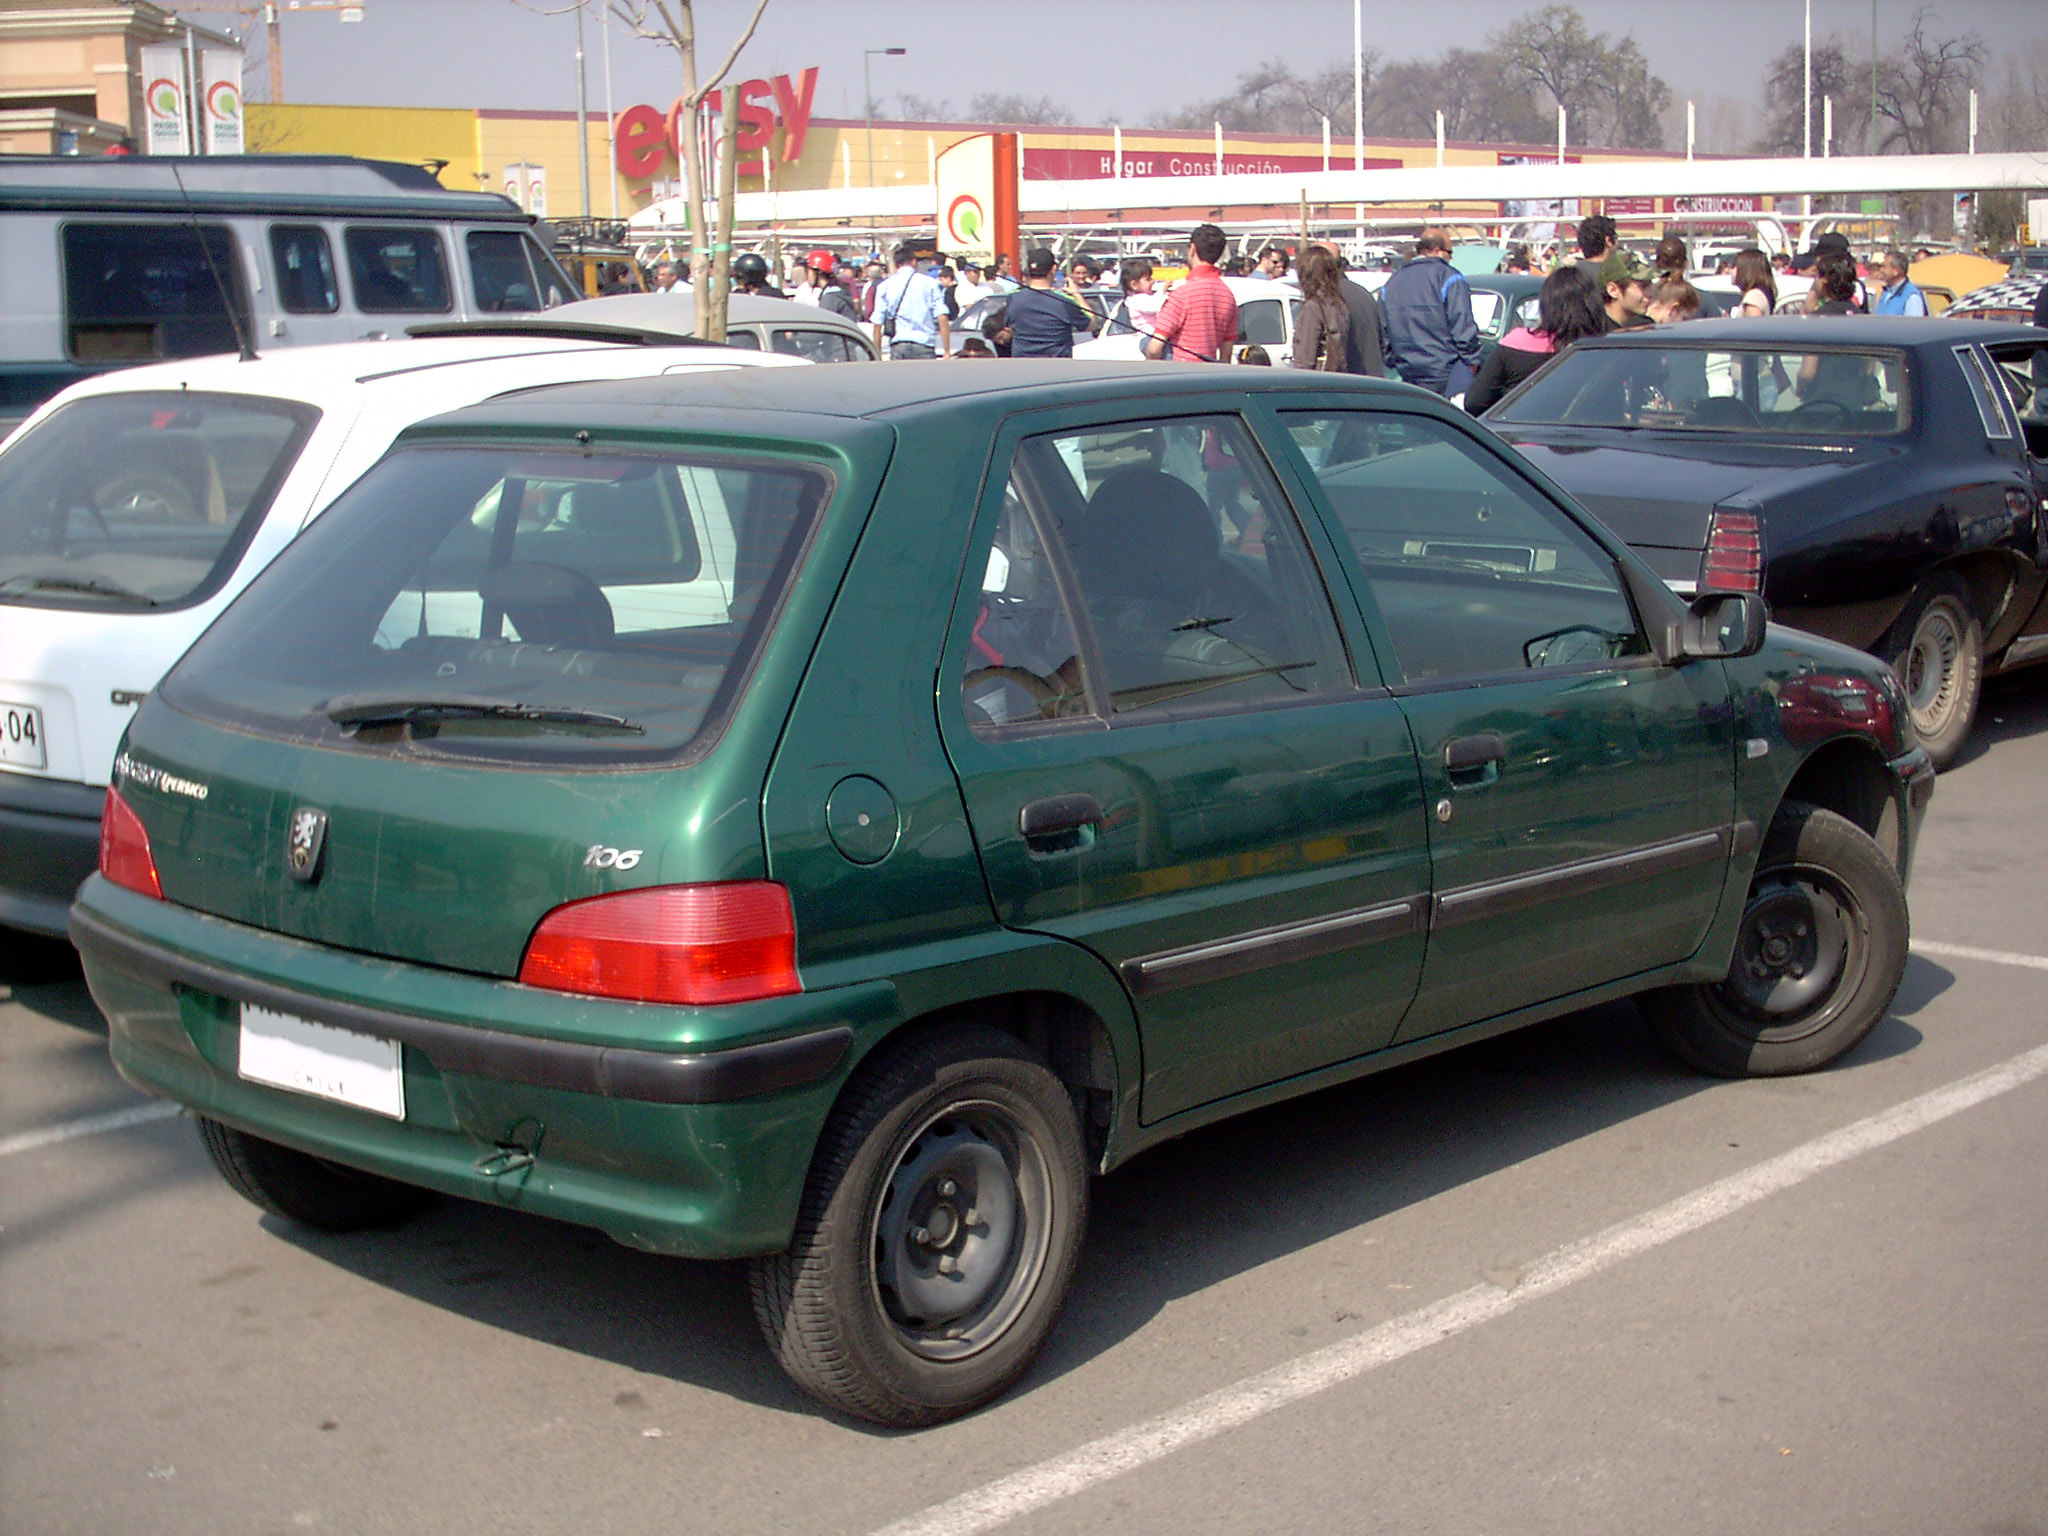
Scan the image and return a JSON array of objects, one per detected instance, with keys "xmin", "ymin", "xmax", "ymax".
[
  {"xmin": 196, "ymin": 1117, "xmax": 433, "ymax": 1231},
  {"xmin": 748, "ymin": 1025, "xmax": 1088, "ymax": 1427},
  {"xmin": 1882, "ymin": 573, "xmax": 1981, "ymax": 770},
  {"xmin": 1641, "ymin": 802, "xmax": 1907, "ymax": 1078}
]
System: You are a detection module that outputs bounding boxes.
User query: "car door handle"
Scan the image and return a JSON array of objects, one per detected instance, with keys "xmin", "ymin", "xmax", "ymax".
[
  {"xmin": 1443, "ymin": 732, "xmax": 1506, "ymax": 788},
  {"xmin": 1018, "ymin": 793, "xmax": 1103, "ymax": 853}
]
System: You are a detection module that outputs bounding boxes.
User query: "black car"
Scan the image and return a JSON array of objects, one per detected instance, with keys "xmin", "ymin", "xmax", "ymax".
[{"xmin": 1485, "ymin": 316, "xmax": 2048, "ymax": 767}]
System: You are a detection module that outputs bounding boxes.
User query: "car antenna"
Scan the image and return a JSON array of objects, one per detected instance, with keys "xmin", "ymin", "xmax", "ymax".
[{"xmin": 169, "ymin": 160, "xmax": 258, "ymax": 362}]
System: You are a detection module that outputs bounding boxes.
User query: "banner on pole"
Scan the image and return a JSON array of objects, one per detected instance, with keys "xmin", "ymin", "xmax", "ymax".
[
  {"xmin": 935, "ymin": 134, "xmax": 998, "ymax": 265},
  {"xmin": 200, "ymin": 50, "xmax": 244, "ymax": 155},
  {"xmin": 139, "ymin": 45, "xmax": 191, "ymax": 155}
]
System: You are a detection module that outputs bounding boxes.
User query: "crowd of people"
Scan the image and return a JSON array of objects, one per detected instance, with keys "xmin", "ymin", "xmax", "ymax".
[{"xmin": 606, "ymin": 210, "xmax": 1975, "ymax": 385}]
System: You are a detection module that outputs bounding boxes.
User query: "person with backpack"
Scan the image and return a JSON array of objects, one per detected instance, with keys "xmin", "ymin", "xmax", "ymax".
[{"xmin": 1377, "ymin": 228, "xmax": 1482, "ymax": 397}]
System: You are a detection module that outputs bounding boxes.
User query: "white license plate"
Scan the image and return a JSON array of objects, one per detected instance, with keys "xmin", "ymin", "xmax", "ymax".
[
  {"xmin": 0, "ymin": 700, "xmax": 46, "ymax": 770},
  {"xmin": 238, "ymin": 1004, "xmax": 405, "ymax": 1120}
]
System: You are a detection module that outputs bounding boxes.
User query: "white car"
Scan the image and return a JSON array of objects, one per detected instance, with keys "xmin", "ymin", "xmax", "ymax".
[
  {"xmin": 0, "ymin": 334, "xmax": 803, "ymax": 939},
  {"xmin": 1077, "ymin": 277, "xmax": 1304, "ymax": 364}
]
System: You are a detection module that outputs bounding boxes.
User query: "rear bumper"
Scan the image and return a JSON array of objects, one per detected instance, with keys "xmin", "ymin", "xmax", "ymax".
[
  {"xmin": 70, "ymin": 878, "xmax": 895, "ymax": 1258},
  {"xmin": 0, "ymin": 773, "xmax": 102, "ymax": 938}
]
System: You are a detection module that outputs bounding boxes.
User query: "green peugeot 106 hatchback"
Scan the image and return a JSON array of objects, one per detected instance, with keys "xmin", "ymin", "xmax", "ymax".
[{"xmin": 72, "ymin": 361, "xmax": 1935, "ymax": 1426}]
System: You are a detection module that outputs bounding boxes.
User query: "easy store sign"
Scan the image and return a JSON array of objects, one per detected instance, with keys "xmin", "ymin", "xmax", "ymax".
[{"xmin": 613, "ymin": 68, "xmax": 818, "ymax": 180}]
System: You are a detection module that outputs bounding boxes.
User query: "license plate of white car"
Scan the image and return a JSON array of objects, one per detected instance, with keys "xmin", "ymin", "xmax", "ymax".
[
  {"xmin": 238, "ymin": 1004, "xmax": 405, "ymax": 1119},
  {"xmin": 0, "ymin": 701, "xmax": 46, "ymax": 770}
]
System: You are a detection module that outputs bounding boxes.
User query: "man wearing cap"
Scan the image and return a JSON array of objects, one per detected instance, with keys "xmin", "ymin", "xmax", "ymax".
[
  {"xmin": 1377, "ymin": 227, "xmax": 1482, "ymax": 396},
  {"xmin": 955, "ymin": 259, "xmax": 992, "ymax": 311},
  {"xmin": 1598, "ymin": 249, "xmax": 1658, "ymax": 331},
  {"xmin": 1006, "ymin": 247, "xmax": 1104, "ymax": 358}
]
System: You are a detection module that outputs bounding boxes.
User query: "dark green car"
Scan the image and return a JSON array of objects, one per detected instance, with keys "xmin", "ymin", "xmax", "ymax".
[{"xmin": 72, "ymin": 361, "xmax": 1934, "ymax": 1426}]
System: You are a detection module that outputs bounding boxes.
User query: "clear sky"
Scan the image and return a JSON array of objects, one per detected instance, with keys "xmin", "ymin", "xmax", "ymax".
[{"xmin": 216, "ymin": 0, "xmax": 2042, "ymax": 146}]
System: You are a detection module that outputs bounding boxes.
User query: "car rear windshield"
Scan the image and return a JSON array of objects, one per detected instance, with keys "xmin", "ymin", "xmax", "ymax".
[
  {"xmin": 0, "ymin": 391, "xmax": 317, "ymax": 611},
  {"xmin": 159, "ymin": 444, "xmax": 833, "ymax": 765},
  {"xmin": 1490, "ymin": 344, "xmax": 1910, "ymax": 435}
]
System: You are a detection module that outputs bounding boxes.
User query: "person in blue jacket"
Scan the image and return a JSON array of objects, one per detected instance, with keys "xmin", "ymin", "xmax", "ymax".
[{"xmin": 1377, "ymin": 228, "xmax": 1483, "ymax": 397}]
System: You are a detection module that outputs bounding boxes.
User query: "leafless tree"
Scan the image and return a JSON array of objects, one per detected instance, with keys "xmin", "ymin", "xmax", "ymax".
[
  {"xmin": 608, "ymin": 0, "xmax": 773, "ymax": 341},
  {"xmin": 1872, "ymin": 8, "xmax": 1985, "ymax": 155},
  {"xmin": 1754, "ymin": 39, "xmax": 1859, "ymax": 156},
  {"xmin": 1499, "ymin": 5, "xmax": 1669, "ymax": 148}
]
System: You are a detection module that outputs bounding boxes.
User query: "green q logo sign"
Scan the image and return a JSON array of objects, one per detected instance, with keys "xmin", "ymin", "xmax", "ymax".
[
  {"xmin": 207, "ymin": 81, "xmax": 241, "ymax": 121},
  {"xmin": 947, "ymin": 195, "xmax": 986, "ymax": 247},
  {"xmin": 147, "ymin": 77, "xmax": 182, "ymax": 117}
]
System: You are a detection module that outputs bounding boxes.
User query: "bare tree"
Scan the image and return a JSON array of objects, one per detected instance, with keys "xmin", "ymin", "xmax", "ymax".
[
  {"xmin": 967, "ymin": 93, "xmax": 1076, "ymax": 126},
  {"xmin": 1754, "ymin": 39, "xmax": 1858, "ymax": 156},
  {"xmin": 1498, "ymin": 5, "xmax": 1670, "ymax": 148},
  {"xmin": 609, "ymin": 0, "xmax": 773, "ymax": 341},
  {"xmin": 1872, "ymin": 8, "xmax": 1986, "ymax": 155}
]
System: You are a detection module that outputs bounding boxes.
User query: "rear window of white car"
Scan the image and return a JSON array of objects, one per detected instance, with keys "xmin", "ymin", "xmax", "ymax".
[{"xmin": 0, "ymin": 391, "xmax": 318, "ymax": 611}]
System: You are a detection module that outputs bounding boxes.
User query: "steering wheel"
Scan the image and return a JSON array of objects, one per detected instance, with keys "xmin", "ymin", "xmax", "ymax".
[
  {"xmin": 1523, "ymin": 624, "xmax": 1615, "ymax": 669},
  {"xmin": 1786, "ymin": 398, "xmax": 1855, "ymax": 427}
]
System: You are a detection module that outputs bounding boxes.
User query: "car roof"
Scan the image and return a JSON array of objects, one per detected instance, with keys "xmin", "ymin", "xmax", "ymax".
[
  {"xmin": 1578, "ymin": 315, "xmax": 2047, "ymax": 348},
  {"xmin": 540, "ymin": 290, "xmax": 872, "ymax": 338},
  {"xmin": 411, "ymin": 357, "xmax": 1421, "ymax": 440},
  {"xmin": 0, "ymin": 154, "xmax": 523, "ymax": 220},
  {"xmin": 32, "ymin": 333, "xmax": 794, "ymax": 412}
]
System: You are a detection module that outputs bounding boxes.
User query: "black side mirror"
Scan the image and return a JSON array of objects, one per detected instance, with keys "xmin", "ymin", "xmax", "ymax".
[{"xmin": 1673, "ymin": 590, "xmax": 1767, "ymax": 661}]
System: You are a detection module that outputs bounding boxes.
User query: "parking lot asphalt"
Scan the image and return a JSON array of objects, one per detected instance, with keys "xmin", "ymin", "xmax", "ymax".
[{"xmin": 4, "ymin": 669, "xmax": 2046, "ymax": 1536}]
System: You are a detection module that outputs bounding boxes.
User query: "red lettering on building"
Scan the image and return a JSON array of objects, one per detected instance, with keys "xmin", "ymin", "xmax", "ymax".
[{"xmin": 614, "ymin": 67, "xmax": 820, "ymax": 180}]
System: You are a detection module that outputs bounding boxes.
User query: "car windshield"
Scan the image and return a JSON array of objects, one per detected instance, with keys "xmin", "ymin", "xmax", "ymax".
[
  {"xmin": 1491, "ymin": 343, "xmax": 1910, "ymax": 434},
  {"xmin": 0, "ymin": 391, "xmax": 317, "ymax": 610},
  {"xmin": 160, "ymin": 444, "xmax": 832, "ymax": 765}
]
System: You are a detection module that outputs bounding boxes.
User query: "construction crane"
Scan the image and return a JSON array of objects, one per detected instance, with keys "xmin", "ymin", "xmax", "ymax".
[{"xmin": 162, "ymin": 2, "xmax": 365, "ymax": 104}]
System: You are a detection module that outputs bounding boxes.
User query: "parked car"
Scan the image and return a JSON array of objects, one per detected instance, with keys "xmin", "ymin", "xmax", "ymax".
[
  {"xmin": 431, "ymin": 290, "xmax": 879, "ymax": 362},
  {"xmin": 1078, "ymin": 276, "xmax": 1302, "ymax": 363},
  {"xmin": 0, "ymin": 334, "xmax": 803, "ymax": 940},
  {"xmin": 0, "ymin": 155, "xmax": 578, "ymax": 437},
  {"xmin": 1483, "ymin": 315, "xmax": 2048, "ymax": 767},
  {"xmin": 1945, "ymin": 272, "xmax": 2046, "ymax": 325},
  {"xmin": 73, "ymin": 361, "xmax": 1930, "ymax": 1427}
]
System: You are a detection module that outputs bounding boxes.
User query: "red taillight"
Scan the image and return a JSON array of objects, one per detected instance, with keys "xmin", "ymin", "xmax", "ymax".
[
  {"xmin": 1701, "ymin": 510, "xmax": 1762, "ymax": 593},
  {"xmin": 99, "ymin": 786, "xmax": 163, "ymax": 900},
  {"xmin": 519, "ymin": 882, "xmax": 800, "ymax": 1005}
]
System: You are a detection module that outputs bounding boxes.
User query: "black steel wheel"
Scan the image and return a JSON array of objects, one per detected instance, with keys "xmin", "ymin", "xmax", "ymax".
[
  {"xmin": 1883, "ymin": 573, "xmax": 1982, "ymax": 770},
  {"xmin": 1642, "ymin": 802, "xmax": 1908, "ymax": 1078},
  {"xmin": 196, "ymin": 1118, "xmax": 433, "ymax": 1231},
  {"xmin": 749, "ymin": 1026, "xmax": 1088, "ymax": 1427}
]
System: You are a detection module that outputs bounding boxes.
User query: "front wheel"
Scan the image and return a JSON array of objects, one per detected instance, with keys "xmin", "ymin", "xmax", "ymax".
[
  {"xmin": 1641, "ymin": 802, "xmax": 1908, "ymax": 1078},
  {"xmin": 749, "ymin": 1026, "xmax": 1089, "ymax": 1427},
  {"xmin": 1883, "ymin": 573, "xmax": 1982, "ymax": 770}
]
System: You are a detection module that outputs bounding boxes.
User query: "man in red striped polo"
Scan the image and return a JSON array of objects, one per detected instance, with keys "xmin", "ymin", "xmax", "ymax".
[{"xmin": 1144, "ymin": 224, "xmax": 1238, "ymax": 363}]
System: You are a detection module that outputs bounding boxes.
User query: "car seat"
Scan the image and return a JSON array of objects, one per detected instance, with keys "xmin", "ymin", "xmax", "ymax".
[{"xmin": 479, "ymin": 561, "xmax": 614, "ymax": 647}]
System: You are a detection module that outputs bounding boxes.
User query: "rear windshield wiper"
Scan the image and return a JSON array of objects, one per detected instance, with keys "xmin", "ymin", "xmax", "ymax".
[
  {"xmin": 323, "ymin": 692, "xmax": 644, "ymax": 732},
  {"xmin": 0, "ymin": 573, "xmax": 161, "ymax": 606}
]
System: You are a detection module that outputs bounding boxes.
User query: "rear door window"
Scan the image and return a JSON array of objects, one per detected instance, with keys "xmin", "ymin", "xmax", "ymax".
[
  {"xmin": 61, "ymin": 221, "xmax": 251, "ymax": 362},
  {"xmin": 344, "ymin": 226, "xmax": 452, "ymax": 313},
  {"xmin": 1236, "ymin": 299, "xmax": 1286, "ymax": 346},
  {"xmin": 270, "ymin": 224, "xmax": 339, "ymax": 313},
  {"xmin": 0, "ymin": 391, "xmax": 318, "ymax": 611},
  {"xmin": 771, "ymin": 328, "xmax": 860, "ymax": 362}
]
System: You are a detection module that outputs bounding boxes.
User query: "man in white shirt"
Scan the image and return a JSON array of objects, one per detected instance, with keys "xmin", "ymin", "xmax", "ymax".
[{"xmin": 953, "ymin": 259, "xmax": 992, "ymax": 312}]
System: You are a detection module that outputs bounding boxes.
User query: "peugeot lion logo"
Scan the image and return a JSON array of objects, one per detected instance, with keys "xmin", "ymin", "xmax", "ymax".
[{"xmin": 286, "ymin": 807, "xmax": 328, "ymax": 883}]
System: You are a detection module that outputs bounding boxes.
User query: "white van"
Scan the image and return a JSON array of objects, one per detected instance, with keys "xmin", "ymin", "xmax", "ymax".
[
  {"xmin": 0, "ymin": 155, "xmax": 579, "ymax": 436},
  {"xmin": 0, "ymin": 334, "xmax": 803, "ymax": 940}
]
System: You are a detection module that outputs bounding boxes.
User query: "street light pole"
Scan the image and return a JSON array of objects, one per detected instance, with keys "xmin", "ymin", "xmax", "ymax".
[{"xmin": 864, "ymin": 47, "xmax": 906, "ymax": 190}]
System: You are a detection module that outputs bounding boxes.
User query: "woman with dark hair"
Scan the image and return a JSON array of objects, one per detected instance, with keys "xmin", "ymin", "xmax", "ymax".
[
  {"xmin": 1731, "ymin": 249, "xmax": 1777, "ymax": 316},
  {"xmin": 1464, "ymin": 265, "xmax": 1604, "ymax": 414},
  {"xmin": 1654, "ymin": 233, "xmax": 1689, "ymax": 278},
  {"xmin": 1289, "ymin": 246, "xmax": 1352, "ymax": 371}
]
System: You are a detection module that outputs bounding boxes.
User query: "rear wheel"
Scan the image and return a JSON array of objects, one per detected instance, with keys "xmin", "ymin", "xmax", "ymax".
[
  {"xmin": 1883, "ymin": 573, "xmax": 1981, "ymax": 770},
  {"xmin": 1642, "ymin": 802, "xmax": 1907, "ymax": 1078},
  {"xmin": 196, "ymin": 1118, "xmax": 433, "ymax": 1231},
  {"xmin": 749, "ymin": 1026, "xmax": 1088, "ymax": 1427}
]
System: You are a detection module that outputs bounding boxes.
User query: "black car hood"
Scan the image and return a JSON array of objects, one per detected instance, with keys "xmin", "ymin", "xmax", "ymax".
[{"xmin": 1496, "ymin": 428, "xmax": 1897, "ymax": 554}]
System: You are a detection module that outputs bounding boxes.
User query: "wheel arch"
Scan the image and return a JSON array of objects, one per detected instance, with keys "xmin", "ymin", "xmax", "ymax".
[
  {"xmin": 1937, "ymin": 550, "xmax": 2023, "ymax": 642},
  {"xmin": 1778, "ymin": 739, "xmax": 1903, "ymax": 871}
]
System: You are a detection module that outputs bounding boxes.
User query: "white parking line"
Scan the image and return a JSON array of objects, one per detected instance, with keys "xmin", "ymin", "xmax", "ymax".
[
  {"xmin": 1912, "ymin": 939, "xmax": 2048, "ymax": 973},
  {"xmin": 868, "ymin": 1040, "xmax": 2048, "ymax": 1536},
  {"xmin": 0, "ymin": 1102, "xmax": 180, "ymax": 1158}
]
